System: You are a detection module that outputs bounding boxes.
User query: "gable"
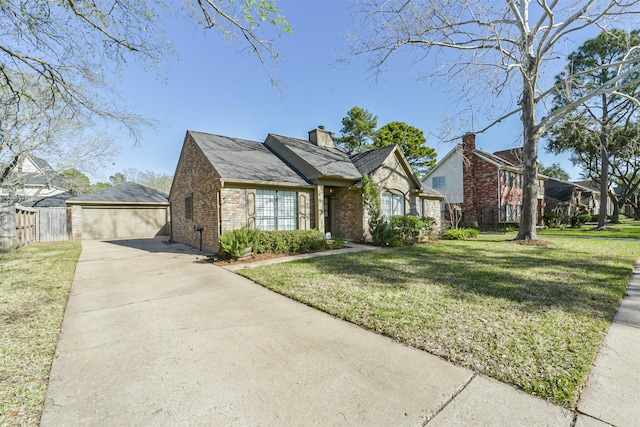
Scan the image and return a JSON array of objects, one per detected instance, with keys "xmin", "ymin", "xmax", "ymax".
[
  {"xmin": 188, "ymin": 131, "xmax": 310, "ymax": 186},
  {"xmin": 422, "ymin": 145, "xmax": 464, "ymax": 203},
  {"xmin": 372, "ymin": 149, "xmax": 421, "ymax": 193},
  {"xmin": 265, "ymin": 134, "xmax": 361, "ymax": 182}
]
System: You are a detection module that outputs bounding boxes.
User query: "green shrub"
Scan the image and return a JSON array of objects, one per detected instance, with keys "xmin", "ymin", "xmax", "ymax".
[
  {"xmin": 219, "ymin": 228, "xmax": 260, "ymax": 258},
  {"xmin": 422, "ymin": 216, "xmax": 437, "ymax": 234},
  {"xmin": 502, "ymin": 222, "xmax": 520, "ymax": 232},
  {"xmin": 329, "ymin": 237, "xmax": 346, "ymax": 249},
  {"xmin": 389, "ymin": 215, "xmax": 425, "ymax": 243},
  {"xmin": 371, "ymin": 221, "xmax": 394, "ymax": 246},
  {"xmin": 253, "ymin": 229, "xmax": 328, "ymax": 254},
  {"xmin": 388, "ymin": 237, "xmax": 404, "ymax": 247},
  {"xmin": 571, "ymin": 213, "xmax": 590, "ymax": 228},
  {"xmin": 443, "ymin": 228, "xmax": 479, "ymax": 240}
]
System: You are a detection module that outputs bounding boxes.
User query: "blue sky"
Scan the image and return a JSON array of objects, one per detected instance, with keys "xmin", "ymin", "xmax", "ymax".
[{"xmin": 103, "ymin": 0, "xmax": 582, "ymax": 183}]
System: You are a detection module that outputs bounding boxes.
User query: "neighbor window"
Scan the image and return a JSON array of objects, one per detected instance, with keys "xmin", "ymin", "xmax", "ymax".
[
  {"xmin": 504, "ymin": 171, "xmax": 513, "ymax": 187},
  {"xmin": 504, "ymin": 203, "xmax": 512, "ymax": 222},
  {"xmin": 432, "ymin": 176, "xmax": 445, "ymax": 189},
  {"xmin": 515, "ymin": 174, "xmax": 523, "ymax": 188},
  {"xmin": 256, "ymin": 190, "xmax": 297, "ymax": 231},
  {"xmin": 382, "ymin": 192, "xmax": 405, "ymax": 217},
  {"xmin": 185, "ymin": 194, "xmax": 193, "ymax": 220}
]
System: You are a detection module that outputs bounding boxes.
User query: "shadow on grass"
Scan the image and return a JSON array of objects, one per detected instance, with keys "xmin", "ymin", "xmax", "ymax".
[{"xmin": 277, "ymin": 239, "xmax": 635, "ymax": 321}]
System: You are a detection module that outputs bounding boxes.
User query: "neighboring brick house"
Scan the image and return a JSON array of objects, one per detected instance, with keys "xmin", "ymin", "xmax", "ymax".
[
  {"xmin": 422, "ymin": 133, "xmax": 546, "ymax": 228},
  {"xmin": 544, "ymin": 178, "xmax": 600, "ymax": 215},
  {"xmin": 169, "ymin": 127, "xmax": 444, "ymax": 252}
]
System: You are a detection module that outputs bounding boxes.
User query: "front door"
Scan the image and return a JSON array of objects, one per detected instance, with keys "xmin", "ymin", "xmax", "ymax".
[{"xmin": 324, "ymin": 195, "xmax": 332, "ymax": 234}]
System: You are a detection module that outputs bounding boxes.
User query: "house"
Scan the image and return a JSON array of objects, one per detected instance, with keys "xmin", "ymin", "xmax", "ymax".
[
  {"xmin": 422, "ymin": 133, "xmax": 546, "ymax": 228},
  {"xmin": 67, "ymin": 182, "xmax": 170, "ymax": 240},
  {"xmin": 544, "ymin": 178, "xmax": 600, "ymax": 215},
  {"xmin": 0, "ymin": 154, "xmax": 68, "ymax": 203},
  {"xmin": 169, "ymin": 127, "xmax": 444, "ymax": 252}
]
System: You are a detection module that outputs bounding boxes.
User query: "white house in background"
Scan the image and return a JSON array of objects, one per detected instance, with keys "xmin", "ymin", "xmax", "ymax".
[
  {"xmin": 0, "ymin": 155, "xmax": 68, "ymax": 202},
  {"xmin": 421, "ymin": 144, "xmax": 465, "ymax": 204}
]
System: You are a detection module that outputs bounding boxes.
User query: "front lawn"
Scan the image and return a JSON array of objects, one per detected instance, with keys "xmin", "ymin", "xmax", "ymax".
[
  {"xmin": 239, "ymin": 236, "xmax": 640, "ymax": 408},
  {"xmin": 0, "ymin": 241, "xmax": 81, "ymax": 426},
  {"xmin": 538, "ymin": 217, "xmax": 640, "ymax": 239}
]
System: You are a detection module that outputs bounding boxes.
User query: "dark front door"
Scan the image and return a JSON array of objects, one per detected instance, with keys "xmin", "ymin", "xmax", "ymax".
[{"xmin": 324, "ymin": 195, "xmax": 333, "ymax": 234}]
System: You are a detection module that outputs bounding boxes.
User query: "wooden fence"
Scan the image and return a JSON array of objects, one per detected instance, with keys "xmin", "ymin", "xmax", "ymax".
[
  {"xmin": 37, "ymin": 207, "xmax": 72, "ymax": 242},
  {"xmin": 0, "ymin": 205, "xmax": 72, "ymax": 252}
]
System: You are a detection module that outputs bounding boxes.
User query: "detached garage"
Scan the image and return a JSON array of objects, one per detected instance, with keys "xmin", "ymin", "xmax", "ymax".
[{"xmin": 67, "ymin": 183, "xmax": 170, "ymax": 240}]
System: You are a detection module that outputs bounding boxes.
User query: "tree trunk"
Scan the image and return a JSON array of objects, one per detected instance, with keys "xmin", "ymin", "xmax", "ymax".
[
  {"xmin": 516, "ymin": 47, "xmax": 539, "ymax": 241},
  {"xmin": 598, "ymin": 95, "xmax": 610, "ymax": 229},
  {"xmin": 610, "ymin": 193, "xmax": 620, "ymax": 223},
  {"xmin": 598, "ymin": 149, "xmax": 610, "ymax": 227}
]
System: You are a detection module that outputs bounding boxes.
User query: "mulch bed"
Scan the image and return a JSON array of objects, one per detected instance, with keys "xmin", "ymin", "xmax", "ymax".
[{"xmin": 210, "ymin": 247, "xmax": 339, "ymax": 267}]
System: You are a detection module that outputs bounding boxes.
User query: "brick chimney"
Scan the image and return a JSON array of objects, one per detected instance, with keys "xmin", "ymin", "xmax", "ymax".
[
  {"xmin": 462, "ymin": 133, "xmax": 476, "ymax": 155},
  {"xmin": 308, "ymin": 126, "xmax": 335, "ymax": 148}
]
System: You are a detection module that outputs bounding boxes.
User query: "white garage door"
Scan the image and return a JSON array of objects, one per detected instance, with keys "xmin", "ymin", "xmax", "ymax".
[{"xmin": 81, "ymin": 206, "xmax": 168, "ymax": 240}]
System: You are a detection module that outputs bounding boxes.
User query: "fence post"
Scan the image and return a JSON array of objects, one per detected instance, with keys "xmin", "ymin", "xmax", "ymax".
[{"xmin": 0, "ymin": 204, "xmax": 17, "ymax": 252}]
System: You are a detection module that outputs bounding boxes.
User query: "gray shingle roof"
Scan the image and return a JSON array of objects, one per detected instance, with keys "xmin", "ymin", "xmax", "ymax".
[
  {"xmin": 68, "ymin": 182, "xmax": 168, "ymax": 204},
  {"xmin": 420, "ymin": 184, "xmax": 445, "ymax": 198},
  {"xmin": 5, "ymin": 155, "xmax": 68, "ymax": 190},
  {"xmin": 28, "ymin": 192, "xmax": 76, "ymax": 207},
  {"xmin": 189, "ymin": 131, "xmax": 311, "ymax": 185},
  {"xmin": 266, "ymin": 134, "xmax": 362, "ymax": 180},
  {"xmin": 351, "ymin": 145, "xmax": 396, "ymax": 176}
]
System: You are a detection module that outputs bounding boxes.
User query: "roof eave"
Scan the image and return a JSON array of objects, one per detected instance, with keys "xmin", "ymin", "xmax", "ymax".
[
  {"xmin": 220, "ymin": 178, "xmax": 315, "ymax": 189},
  {"xmin": 66, "ymin": 201, "xmax": 169, "ymax": 206}
]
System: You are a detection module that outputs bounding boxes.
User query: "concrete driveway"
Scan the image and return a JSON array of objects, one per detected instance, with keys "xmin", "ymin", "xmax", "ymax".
[{"xmin": 41, "ymin": 238, "xmax": 571, "ymax": 426}]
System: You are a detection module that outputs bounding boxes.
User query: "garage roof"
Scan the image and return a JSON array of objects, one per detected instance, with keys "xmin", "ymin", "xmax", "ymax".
[{"xmin": 67, "ymin": 183, "xmax": 169, "ymax": 205}]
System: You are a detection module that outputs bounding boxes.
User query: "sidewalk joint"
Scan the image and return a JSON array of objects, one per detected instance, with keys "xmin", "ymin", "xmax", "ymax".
[{"xmin": 423, "ymin": 372, "xmax": 478, "ymax": 426}]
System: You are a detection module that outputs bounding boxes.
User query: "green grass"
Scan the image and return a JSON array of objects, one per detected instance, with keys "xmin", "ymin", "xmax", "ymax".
[
  {"xmin": 538, "ymin": 217, "xmax": 640, "ymax": 239},
  {"xmin": 0, "ymin": 241, "xmax": 81, "ymax": 426},
  {"xmin": 239, "ymin": 235, "xmax": 640, "ymax": 408}
]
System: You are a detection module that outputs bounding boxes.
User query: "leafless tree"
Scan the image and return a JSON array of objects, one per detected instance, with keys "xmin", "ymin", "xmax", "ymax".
[
  {"xmin": 0, "ymin": 0, "xmax": 289, "ymax": 119},
  {"xmin": 349, "ymin": 0, "xmax": 640, "ymax": 240},
  {"xmin": 122, "ymin": 168, "xmax": 173, "ymax": 193},
  {"xmin": 0, "ymin": 74, "xmax": 118, "ymax": 204},
  {"xmin": 0, "ymin": 0, "xmax": 289, "ymax": 204}
]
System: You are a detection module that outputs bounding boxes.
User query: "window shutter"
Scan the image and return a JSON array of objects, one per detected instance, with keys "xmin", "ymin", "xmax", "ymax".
[
  {"xmin": 246, "ymin": 189, "xmax": 256, "ymax": 229},
  {"xmin": 298, "ymin": 193, "xmax": 308, "ymax": 230}
]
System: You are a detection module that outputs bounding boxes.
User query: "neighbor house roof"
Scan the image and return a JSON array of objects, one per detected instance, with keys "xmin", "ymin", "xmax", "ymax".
[
  {"xmin": 67, "ymin": 182, "xmax": 169, "ymax": 205},
  {"xmin": 4, "ymin": 154, "xmax": 68, "ymax": 190},
  {"xmin": 572, "ymin": 180, "xmax": 599, "ymax": 193},
  {"xmin": 28, "ymin": 192, "xmax": 76, "ymax": 207},
  {"xmin": 188, "ymin": 131, "xmax": 311, "ymax": 186},
  {"xmin": 492, "ymin": 148, "xmax": 523, "ymax": 167}
]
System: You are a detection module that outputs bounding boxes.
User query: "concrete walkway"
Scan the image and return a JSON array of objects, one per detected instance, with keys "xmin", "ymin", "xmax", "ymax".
[{"xmin": 40, "ymin": 238, "xmax": 637, "ymax": 426}]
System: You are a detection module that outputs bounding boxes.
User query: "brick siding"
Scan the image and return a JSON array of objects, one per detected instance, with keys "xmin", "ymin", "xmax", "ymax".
[
  {"xmin": 333, "ymin": 187, "xmax": 364, "ymax": 241},
  {"xmin": 169, "ymin": 134, "xmax": 221, "ymax": 252}
]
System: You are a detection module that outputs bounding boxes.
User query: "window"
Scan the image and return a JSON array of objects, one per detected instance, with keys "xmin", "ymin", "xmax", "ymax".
[
  {"xmin": 504, "ymin": 171, "xmax": 513, "ymax": 187},
  {"xmin": 432, "ymin": 176, "xmax": 445, "ymax": 189},
  {"xmin": 185, "ymin": 194, "xmax": 193, "ymax": 220},
  {"xmin": 516, "ymin": 204, "xmax": 522, "ymax": 221},
  {"xmin": 515, "ymin": 174, "xmax": 523, "ymax": 188},
  {"xmin": 256, "ymin": 190, "xmax": 297, "ymax": 231},
  {"xmin": 505, "ymin": 203, "xmax": 513, "ymax": 222},
  {"xmin": 382, "ymin": 193, "xmax": 405, "ymax": 217}
]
